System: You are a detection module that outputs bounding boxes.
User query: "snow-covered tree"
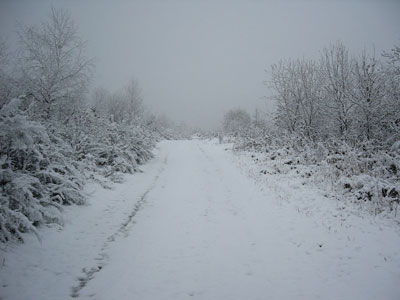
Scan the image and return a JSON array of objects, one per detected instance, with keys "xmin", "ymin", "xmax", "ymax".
[
  {"xmin": 123, "ymin": 79, "xmax": 144, "ymax": 124},
  {"xmin": 269, "ymin": 59, "xmax": 324, "ymax": 139},
  {"xmin": 0, "ymin": 7, "xmax": 166, "ymax": 243},
  {"xmin": 350, "ymin": 50, "xmax": 386, "ymax": 141},
  {"xmin": 90, "ymin": 80, "xmax": 144, "ymax": 125},
  {"xmin": 0, "ymin": 37, "xmax": 17, "ymax": 108},
  {"xmin": 382, "ymin": 44, "xmax": 400, "ymax": 145},
  {"xmin": 223, "ymin": 108, "xmax": 251, "ymax": 136},
  {"xmin": 17, "ymin": 8, "xmax": 93, "ymax": 120},
  {"xmin": 269, "ymin": 60, "xmax": 301, "ymax": 134},
  {"xmin": 320, "ymin": 42, "xmax": 355, "ymax": 139},
  {"xmin": 294, "ymin": 59, "xmax": 324, "ymax": 139},
  {"xmin": 383, "ymin": 44, "xmax": 400, "ymax": 76}
]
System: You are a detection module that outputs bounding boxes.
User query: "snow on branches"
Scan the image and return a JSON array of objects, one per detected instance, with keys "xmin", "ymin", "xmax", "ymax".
[
  {"xmin": 0, "ymin": 98, "xmax": 85, "ymax": 242},
  {"xmin": 0, "ymin": 8, "xmax": 161, "ymax": 243},
  {"xmin": 229, "ymin": 42, "xmax": 400, "ymax": 216}
]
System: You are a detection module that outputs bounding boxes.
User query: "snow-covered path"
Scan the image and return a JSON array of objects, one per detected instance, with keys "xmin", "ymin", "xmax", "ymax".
[
  {"xmin": 1, "ymin": 140, "xmax": 400, "ymax": 300},
  {"xmin": 80, "ymin": 139, "xmax": 288, "ymax": 299},
  {"xmin": 78, "ymin": 140, "xmax": 399, "ymax": 300}
]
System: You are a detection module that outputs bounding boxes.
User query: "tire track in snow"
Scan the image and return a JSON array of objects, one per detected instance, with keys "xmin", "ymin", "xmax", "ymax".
[{"xmin": 70, "ymin": 156, "xmax": 168, "ymax": 298}]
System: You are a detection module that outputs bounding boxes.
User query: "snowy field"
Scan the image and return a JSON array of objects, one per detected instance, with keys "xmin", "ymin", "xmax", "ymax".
[{"xmin": 1, "ymin": 139, "xmax": 400, "ymax": 300}]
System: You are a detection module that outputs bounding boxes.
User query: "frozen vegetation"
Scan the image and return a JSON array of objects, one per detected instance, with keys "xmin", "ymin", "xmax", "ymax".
[
  {"xmin": 1, "ymin": 140, "xmax": 399, "ymax": 300},
  {"xmin": 223, "ymin": 42, "xmax": 400, "ymax": 218},
  {"xmin": 0, "ymin": 9, "xmax": 174, "ymax": 242},
  {"xmin": 0, "ymin": 5, "xmax": 399, "ymax": 300}
]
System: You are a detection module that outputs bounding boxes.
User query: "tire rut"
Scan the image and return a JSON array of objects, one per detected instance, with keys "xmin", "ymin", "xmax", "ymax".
[{"xmin": 70, "ymin": 156, "xmax": 167, "ymax": 298}]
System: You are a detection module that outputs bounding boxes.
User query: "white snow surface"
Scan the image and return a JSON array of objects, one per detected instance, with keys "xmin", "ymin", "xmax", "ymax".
[{"xmin": 1, "ymin": 139, "xmax": 400, "ymax": 300}]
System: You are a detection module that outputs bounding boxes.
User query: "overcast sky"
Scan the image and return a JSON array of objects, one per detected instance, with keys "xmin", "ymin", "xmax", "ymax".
[{"xmin": 1, "ymin": 0, "xmax": 399, "ymax": 129}]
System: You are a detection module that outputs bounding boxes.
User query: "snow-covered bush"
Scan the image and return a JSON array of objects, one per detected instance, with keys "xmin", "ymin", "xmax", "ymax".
[
  {"xmin": 233, "ymin": 132, "xmax": 400, "ymax": 215},
  {"xmin": 0, "ymin": 8, "xmax": 163, "ymax": 243},
  {"xmin": 48, "ymin": 109, "xmax": 156, "ymax": 185},
  {"xmin": 0, "ymin": 98, "xmax": 85, "ymax": 242},
  {"xmin": 0, "ymin": 96, "xmax": 160, "ymax": 243},
  {"xmin": 229, "ymin": 43, "xmax": 399, "ymax": 216}
]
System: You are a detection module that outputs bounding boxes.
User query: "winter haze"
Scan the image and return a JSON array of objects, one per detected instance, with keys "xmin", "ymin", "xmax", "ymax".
[
  {"xmin": 1, "ymin": 0, "xmax": 399, "ymax": 129},
  {"xmin": 1, "ymin": 1, "xmax": 400, "ymax": 299}
]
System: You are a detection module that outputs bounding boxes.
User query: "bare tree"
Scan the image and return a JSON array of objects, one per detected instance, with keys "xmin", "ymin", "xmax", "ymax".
[
  {"xmin": 90, "ymin": 87, "xmax": 112, "ymax": 118},
  {"xmin": 90, "ymin": 80, "xmax": 144, "ymax": 125},
  {"xmin": 295, "ymin": 59, "xmax": 324, "ymax": 139},
  {"xmin": 383, "ymin": 44, "xmax": 400, "ymax": 76},
  {"xmin": 18, "ymin": 8, "xmax": 93, "ymax": 119},
  {"xmin": 320, "ymin": 42, "xmax": 355, "ymax": 139},
  {"xmin": 223, "ymin": 108, "xmax": 251, "ymax": 136},
  {"xmin": 269, "ymin": 59, "xmax": 323, "ymax": 139},
  {"xmin": 123, "ymin": 79, "xmax": 144, "ymax": 124},
  {"xmin": 267, "ymin": 42, "xmax": 400, "ymax": 147},
  {"xmin": 382, "ymin": 44, "xmax": 400, "ymax": 144},
  {"xmin": 0, "ymin": 37, "xmax": 16, "ymax": 107},
  {"xmin": 350, "ymin": 50, "xmax": 386, "ymax": 141},
  {"xmin": 269, "ymin": 60, "xmax": 301, "ymax": 134}
]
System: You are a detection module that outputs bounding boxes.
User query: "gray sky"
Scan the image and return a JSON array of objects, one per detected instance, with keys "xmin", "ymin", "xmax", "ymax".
[{"xmin": 1, "ymin": 0, "xmax": 399, "ymax": 129}]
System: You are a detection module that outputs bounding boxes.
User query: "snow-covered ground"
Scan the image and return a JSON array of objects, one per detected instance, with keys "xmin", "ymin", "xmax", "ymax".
[{"xmin": 1, "ymin": 139, "xmax": 400, "ymax": 300}]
